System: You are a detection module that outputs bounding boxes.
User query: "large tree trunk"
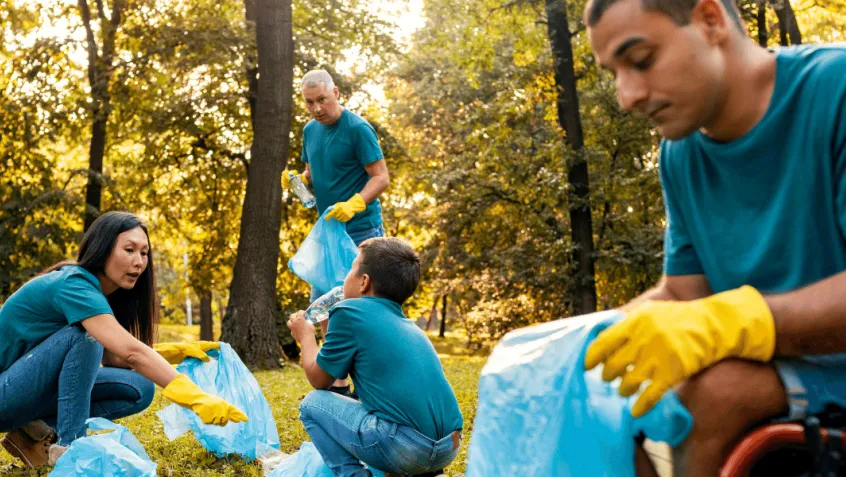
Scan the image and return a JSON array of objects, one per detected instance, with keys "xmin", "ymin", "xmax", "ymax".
[
  {"xmin": 757, "ymin": 0, "xmax": 768, "ymax": 47},
  {"xmin": 770, "ymin": 0, "xmax": 802, "ymax": 45},
  {"xmin": 544, "ymin": 0, "xmax": 597, "ymax": 315},
  {"xmin": 220, "ymin": 0, "xmax": 294, "ymax": 369},
  {"xmin": 79, "ymin": 0, "xmax": 125, "ymax": 230},
  {"xmin": 199, "ymin": 290, "xmax": 214, "ymax": 341},
  {"xmin": 244, "ymin": 0, "xmax": 259, "ymax": 128}
]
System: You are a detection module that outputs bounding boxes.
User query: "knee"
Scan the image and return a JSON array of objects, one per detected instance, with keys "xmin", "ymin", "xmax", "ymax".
[
  {"xmin": 676, "ymin": 359, "xmax": 786, "ymax": 437},
  {"xmin": 299, "ymin": 390, "xmax": 328, "ymax": 422},
  {"xmin": 136, "ymin": 377, "xmax": 155, "ymax": 410}
]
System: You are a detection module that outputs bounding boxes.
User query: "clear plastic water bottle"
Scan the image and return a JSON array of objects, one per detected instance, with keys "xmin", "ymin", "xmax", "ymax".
[
  {"xmin": 305, "ymin": 286, "xmax": 345, "ymax": 324},
  {"xmin": 289, "ymin": 172, "xmax": 316, "ymax": 209}
]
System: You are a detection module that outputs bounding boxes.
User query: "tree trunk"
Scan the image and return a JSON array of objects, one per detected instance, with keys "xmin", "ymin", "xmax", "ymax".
[
  {"xmin": 220, "ymin": 0, "xmax": 294, "ymax": 369},
  {"xmin": 79, "ymin": 0, "xmax": 125, "ymax": 230},
  {"xmin": 757, "ymin": 0, "xmax": 768, "ymax": 47},
  {"xmin": 244, "ymin": 0, "xmax": 259, "ymax": 128},
  {"xmin": 426, "ymin": 301, "xmax": 438, "ymax": 331},
  {"xmin": 770, "ymin": 0, "xmax": 801, "ymax": 45},
  {"xmin": 439, "ymin": 294, "xmax": 447, "ymax": 338},
  {"xmin": 199, "ymin": 290, "xmax": 214, "ymax": 341},
  {"xmin": 544, "ymin": 0, "xmax": 597, "ymax": 315}
]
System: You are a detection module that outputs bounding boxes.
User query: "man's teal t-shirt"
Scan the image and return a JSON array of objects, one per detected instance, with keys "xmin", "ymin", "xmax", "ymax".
[
  {"xmin": 0, "ymin": 266, "xmax": 112, "ymax": 373},
  {"xmin": 301, "ymin": 109, "xmax": 384, "ymax": 234},
  {"xmin": 316, "ymin": 296, "xmax": 464, "ymax": 441},
  {"xmin": 661, "ymin": 45, "xmax": 846, "ymax": 293}
]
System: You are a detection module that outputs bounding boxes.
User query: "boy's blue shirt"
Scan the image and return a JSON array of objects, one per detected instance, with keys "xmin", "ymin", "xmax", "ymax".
[
  {"xmin": 317, "ymin": 296, "xmax": 464, "ymax": 441},
  {"xmin": 660, "ymin": 45, "xmax": 846, "ymax": 293}
]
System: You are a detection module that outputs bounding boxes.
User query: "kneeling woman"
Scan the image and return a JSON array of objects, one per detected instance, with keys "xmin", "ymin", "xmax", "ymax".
[{"xmin": 0, "ymin": 211, "xmax": 246, "ymax": 468}]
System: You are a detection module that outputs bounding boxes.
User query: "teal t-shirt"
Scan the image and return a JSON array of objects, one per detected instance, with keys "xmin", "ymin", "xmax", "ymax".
[
  {"xmin": 316, "ymin": 296, "xmax": 464, "ymax": 441},
  {"xmin": 301, "ymin": 109, "xmax": 384, "ymax": 234},
  {"xmin": 0, "ymin": 266, "xmax": 112, "ymax": 373},
  {"xmin": 661, "ymin": 45, "xmax": 846, "ymax": 293}
]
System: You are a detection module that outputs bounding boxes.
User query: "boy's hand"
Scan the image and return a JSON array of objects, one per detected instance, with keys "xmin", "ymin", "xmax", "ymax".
[{"xmin": 286, "ymin": 311, "xmax": 314, "ymax": 343}]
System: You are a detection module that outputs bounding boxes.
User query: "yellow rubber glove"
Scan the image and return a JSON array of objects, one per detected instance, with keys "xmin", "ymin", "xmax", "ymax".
[
  {"xmin": 154, "ymin": 341, "xmax": 220, "ymax": 364},
  {"xmin": 162, "ymin": 375, "xmax": 249, "ymax": 425},
  {"xmin": 324, "ymin": 193, "xmax": 366, "ymax": 223},
  {"xmin": 584, "ymin": 285, "xmax": 776, "ymax": 418},
  {"xmin": 282, "ymin": 170, "xmax": 308, "ymax": 189}
]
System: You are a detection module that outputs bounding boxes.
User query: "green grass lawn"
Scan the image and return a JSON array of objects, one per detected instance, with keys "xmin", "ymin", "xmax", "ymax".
[{"xmin": 0, "ymin": 326, "xmax": 486, "ymax": 476}]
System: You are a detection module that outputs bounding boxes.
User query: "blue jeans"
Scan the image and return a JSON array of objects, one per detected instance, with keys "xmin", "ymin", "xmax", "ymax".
[
  {"xmin": 774, "ymin": 353, "xmax": 846, "ymax": 421},
  {"xmin": 299, "ymin": 390, "xmax": 460, "ymax": 477},
  {"xmin": 311, "ymin": 224, "xmax": 385, "ymax": 302},
  {"xmin": 0, "ymin": 325, "xmax": 155, "ymax": 444}
]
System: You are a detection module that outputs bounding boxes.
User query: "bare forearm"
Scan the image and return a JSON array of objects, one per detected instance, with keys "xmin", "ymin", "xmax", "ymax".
[
  {"xmin": 125, "ymin": 346, "xmax": 179, "ymax": 388},
  {"xmin": 767, "ymin": 271, "xmax": 846, "ymax": 356},
  {"xmin": 102, "ymin": 350, "xmax": 132, "ymax": 369},
  {"xmin": 359, "ymin": 174, "xmax": 389, "ymax": 204},
  {"xmin": 299, "ymin": 334, "xmax": 329, "ymax": 389},
  {"xmin": 621, "ymin": 274, "xmax": 712, "ymax": 310}
]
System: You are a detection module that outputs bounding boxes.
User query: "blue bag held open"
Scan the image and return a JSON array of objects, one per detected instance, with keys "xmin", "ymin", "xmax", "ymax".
[
  {"xmin": 156, "ymin": 342, "xmax": 280, "ymax": 460},
  {"xmin": 288, "ymin": 207, "xmax": 359, "ymax": 297},
  {"xmin": 48, "ymin": 417, "xmax": 156, "ymax": 477},
  {"xmin": 466, "ymin": 310, "xmax": 694, "ymax": 477}
]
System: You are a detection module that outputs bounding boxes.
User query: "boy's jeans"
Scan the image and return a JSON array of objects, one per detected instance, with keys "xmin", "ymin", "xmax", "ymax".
[
  {"xmin": 0, "ymin": 325, "xmax": 155, "ymax": 444},
  {"xmin": 300, "ymin": 390, "xmax": 460, "ymax": 477}
]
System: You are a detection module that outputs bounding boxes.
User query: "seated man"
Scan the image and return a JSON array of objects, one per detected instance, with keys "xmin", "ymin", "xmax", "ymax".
[
  {"xmin": 582, "ymin": 0, "xmax": 846, "ymax": 475},
  {"xmin": 287, "ymin": 237, "xmax": 464, "ymax": 477}
]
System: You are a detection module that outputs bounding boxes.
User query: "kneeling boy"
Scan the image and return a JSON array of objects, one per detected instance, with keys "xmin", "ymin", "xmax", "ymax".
[{"xmin": 287, "ymin": 237, "xmax": 464, "ymax": 477}]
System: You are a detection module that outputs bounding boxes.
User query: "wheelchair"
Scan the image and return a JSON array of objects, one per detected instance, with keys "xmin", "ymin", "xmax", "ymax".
[{"xmin": 720, "ymin": 412, "xmax": 846, "ymax": 477}]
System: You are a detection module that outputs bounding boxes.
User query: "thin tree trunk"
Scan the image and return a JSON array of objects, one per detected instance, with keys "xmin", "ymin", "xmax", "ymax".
[
  {"xmin": 770, "ymin": 0, "xmax": 802, "ymax": 45},
  {"xmin": 199, "ymin": 290, "xmax": 214, "ymax": 341},
  {"xmin": 757, "ymin": 0, "xmax": 768, "ymax": 47},
  {"xmin": 426, "ymin": 301, "xmax": 438, "ymax": 331},
  {"xmin": 79, "ymin": 0, "xmax": 125, "ymax": 230},
  {"xmin": 439, "ymin": 294, "xmax": 447, "ymax": 338},
  {"xmin": 221, "ymin": 0, "xmax": 293, "ymax": 369},
  {"xmin": 544, "ymin": 0, "xmax": 597, "ymax": 315}
]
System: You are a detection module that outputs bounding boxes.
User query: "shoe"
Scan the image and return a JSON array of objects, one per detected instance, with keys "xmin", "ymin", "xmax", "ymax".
[
  {"xmin": 328, "ymin": 385, "xmax": 358, "ymax": 400},
  {"xmin": 0, "ymin": 426, "xmax": 53, "ymax": 468},
  {"xmin": 47, "ymin": 443, "xmax": 68, "ymax": 466}
]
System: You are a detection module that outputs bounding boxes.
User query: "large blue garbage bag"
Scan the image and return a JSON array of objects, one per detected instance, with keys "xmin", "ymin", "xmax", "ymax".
[
  {"xmin": 268, "ymin": 442, "xmax": 386, "ymax": 477},
  {"xmin": 466, "ymin": 310, "xmax": 694, "ymax": 477},
  {"xmin": 49, "ymin": 418, "xmax": 156, "ymax": 477},
  {"xmin": 156, "ymin": 342, "xmax": 280, "ymax": 460},
  {"xmin": 288, "ymin": 207, "xmax": 359, "ymax": 297}
]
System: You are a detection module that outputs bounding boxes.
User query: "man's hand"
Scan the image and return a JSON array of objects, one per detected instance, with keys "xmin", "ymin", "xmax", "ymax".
[
  {"xmin": 282, "ymin": 169, "xmax": 308, "ymax": 189},
  {"xmin": 325, "ymin": 194, "xmax": 366, "ymax": 222},
  {"xmin": 287, "ymin": 311, "xmax": 314, "ymax": 343},
  {"xmin": 585, "ymin": 286, "xmax": 776, "ymax": 417}
]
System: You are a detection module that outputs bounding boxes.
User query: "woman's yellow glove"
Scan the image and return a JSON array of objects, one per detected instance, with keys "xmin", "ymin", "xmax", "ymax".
[
  {"xmin": 585, "ymin": 285, "xmax": 776, "ymax": 418},
  {"xmin": 324, "ymin": 194, "xmax": 366, "ymax": 222},
  {"xmin": 162, "ymin": 375, "xmax": 248, "ymax": 425},
  {"xmin": 154, "ymin": 341, "xmax": 220, "ymax": 364}
]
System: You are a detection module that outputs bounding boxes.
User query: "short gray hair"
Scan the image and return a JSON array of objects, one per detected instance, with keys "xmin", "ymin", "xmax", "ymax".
[{"xmin": 301, "ymin": 69, "xmax": 335, "ymax": 90}]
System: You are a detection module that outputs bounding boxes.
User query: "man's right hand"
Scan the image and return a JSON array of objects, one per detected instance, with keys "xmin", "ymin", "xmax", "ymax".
[{"xmin": 282, "ymin": 170, "xmax": 308, "ymax": 189}]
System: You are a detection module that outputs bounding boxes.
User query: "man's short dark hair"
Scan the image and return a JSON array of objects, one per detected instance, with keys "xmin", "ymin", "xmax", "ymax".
[
  {"xmin": 357, "ymin": 237, "xmax": 421, "ymax": 305},
  {"xmin": 586, "ymin": 0, "xmax": 744, "ymax": 32}
]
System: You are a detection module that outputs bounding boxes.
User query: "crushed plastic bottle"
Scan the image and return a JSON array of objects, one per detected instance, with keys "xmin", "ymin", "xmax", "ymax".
[
  {"xmin": 305, "ymin": 286, "xmax": 344, "ymax": 324},
  {"xmin": 289, "ymin": 172, "xmax": 316, "ymax": 209}
]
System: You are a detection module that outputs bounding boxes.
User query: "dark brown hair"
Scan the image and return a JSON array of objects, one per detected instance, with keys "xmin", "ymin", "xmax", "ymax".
[
  {"xmin": 357, "ymin": 237, "xmax": 421, "ymax": 305},
  {"xmin": 586, "ymin": 0, "xmax": 744, "ymax": 31}
]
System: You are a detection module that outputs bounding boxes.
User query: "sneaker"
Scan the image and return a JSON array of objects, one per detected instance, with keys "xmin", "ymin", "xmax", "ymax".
[
  {"xmin": 47, "ymin": 443, "xmax": 68, "ymax": 466},
  {"xmin": 328, "ymin": 385, "xmax": 358, "ymax": 400},
  {"xmin": 0, "ymin": 426, "xmax": 53, "ymax": 468}
]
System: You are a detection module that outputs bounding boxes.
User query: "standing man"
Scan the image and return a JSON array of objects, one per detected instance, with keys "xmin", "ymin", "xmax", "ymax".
[
  {"xmin": 284, "ymin": 69, "xmax": 390, "ymax": 398},
  {"xmin": 581, "ymin": 0, "xmax": 846, "ymax": 475}
]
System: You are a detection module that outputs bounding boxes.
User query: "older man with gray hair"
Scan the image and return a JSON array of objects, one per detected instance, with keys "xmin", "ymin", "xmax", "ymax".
[{"xmin": 283, "ymin": 69, "xmax": 390, "ymax": 399}]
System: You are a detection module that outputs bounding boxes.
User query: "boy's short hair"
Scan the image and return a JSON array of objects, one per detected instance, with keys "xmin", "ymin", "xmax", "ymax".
[{"xmin": 357, "ymin": 237, "xmax": 421, "ymax": 305}]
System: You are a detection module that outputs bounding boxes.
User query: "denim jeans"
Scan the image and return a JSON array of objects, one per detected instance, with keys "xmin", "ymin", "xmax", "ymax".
[
  {"xmin": 0, "ymin": 325, "xmax": 155, "ymax": 445},
  {"xmin": 311, "ymin": 223, "xmax": 385, "ymax": 302},
  {"xmin": 299, "ymin": 390, "xmax": 460, "ymax": 477}
]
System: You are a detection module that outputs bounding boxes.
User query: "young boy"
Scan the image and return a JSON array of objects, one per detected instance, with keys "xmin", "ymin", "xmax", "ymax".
[{"xmin": 287, "ymin": 237, "xmax": 464, "ymax": 477}]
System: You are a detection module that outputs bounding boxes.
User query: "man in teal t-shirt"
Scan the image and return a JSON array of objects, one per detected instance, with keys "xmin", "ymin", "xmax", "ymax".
[
  {"xmin": 582, "ymin": 0, "xmax": 846, "ymax": 475},
  {"xmin": 287, "ymin": 238, "xmax": 463, "ymax": 477}
]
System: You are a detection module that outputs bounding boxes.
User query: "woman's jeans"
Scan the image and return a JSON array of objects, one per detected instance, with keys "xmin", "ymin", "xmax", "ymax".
[
  {"xmin": 0, "ymin": 325, "xmax": 155, "ymax": 445},
  {"xmin": 300, "ymin": 390, "xmax": 460, "ymax": 477}
]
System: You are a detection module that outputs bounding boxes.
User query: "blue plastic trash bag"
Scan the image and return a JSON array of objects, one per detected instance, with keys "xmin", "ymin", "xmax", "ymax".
[
  {"xmin": 268, "ymin": 442, "xmax": 386, "ymax": 477},
  {"xmin": 157, "ymin": 342, "xmax": 280, "ymax": 460},
  {"xmin": 288, "ymin": 207, "xmax": 359, "ymax": 297},
  {"xmin": 49, "ymin": 418, "xmax": 156, "ymax": 477},
  {"xmin": 466, "ymin": 310, "xmax": 694, "ymax": 477}
]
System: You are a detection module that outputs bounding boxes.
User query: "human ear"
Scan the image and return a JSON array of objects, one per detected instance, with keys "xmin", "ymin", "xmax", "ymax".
[{"xmin": 691, "ymin": 0, "xmax": 733, "ymax": 44}]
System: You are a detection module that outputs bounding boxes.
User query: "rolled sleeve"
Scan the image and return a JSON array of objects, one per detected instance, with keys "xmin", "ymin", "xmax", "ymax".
[
  {"xmin": 53, "ymin": 273, "xmax": 113, "ymax": 324},
  {"xmin": 354, "ymin": 123, "xmax": 384, "ymax": 166}
]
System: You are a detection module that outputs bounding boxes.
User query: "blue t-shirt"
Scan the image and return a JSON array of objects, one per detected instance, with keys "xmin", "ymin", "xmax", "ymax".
[
  {"xmin": 0, "ymin": 266, "xmax": 113, "ymax": 373},
  {"xmin": 316, "ymin": 296, "xmax": 464, "ymax": 441},
  {"xmin": 301, "ymin": 109, "xmax": 384, "ymax": 234},
  {"xmin": 661, "ymin": 45, "xmax": 846, "ymax": 293}
]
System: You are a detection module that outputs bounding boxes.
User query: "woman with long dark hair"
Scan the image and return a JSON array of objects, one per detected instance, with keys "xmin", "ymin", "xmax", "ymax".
[{"xmin": 0, "ymin": 211, "xmax": 247, "ymax": 469}]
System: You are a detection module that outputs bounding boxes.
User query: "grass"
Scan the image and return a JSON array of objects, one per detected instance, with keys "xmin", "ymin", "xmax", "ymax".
[{"xmin": 0, "ymin": 326, "xmax": 487, "ymax": 476}]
